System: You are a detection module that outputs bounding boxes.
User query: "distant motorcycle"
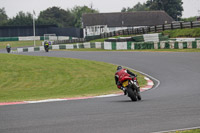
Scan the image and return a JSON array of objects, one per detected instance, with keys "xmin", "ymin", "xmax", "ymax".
[
  {"xmin": 44, "ymin": 44, "xmax": 49, "ymax": 52},
  {"xmin": 6, "ymin": 47, "xmax": 11, "ymax": 53},
  {"xmin": 6, "ymin": 44, "xmax": 11, "ymax": 53},
  {"xmin": 120, "ymin": 75, "xmax": 141, "ymax": 101},
  {"xmin": 44, "ymin": 45, "xmax": 49, "ymax": 52}
]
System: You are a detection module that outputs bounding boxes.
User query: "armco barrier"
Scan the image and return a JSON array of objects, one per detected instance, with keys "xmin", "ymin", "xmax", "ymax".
[{"xmin": 16, "ymin": 41, "xmax": 200, "ymax": 52}]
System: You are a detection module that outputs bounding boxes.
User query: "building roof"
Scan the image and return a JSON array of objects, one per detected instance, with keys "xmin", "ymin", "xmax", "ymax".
[{"xmin": 82, "ymin": 11, "xmax": 174, "ymax": 28}]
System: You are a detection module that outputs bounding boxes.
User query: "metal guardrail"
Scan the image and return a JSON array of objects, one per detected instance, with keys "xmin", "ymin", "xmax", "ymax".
[
  {"xmin": 99, "ymin": 21, "xmax": 200, "ymax": 39},
  {"xmin": 54, "ymin": 38, "xmax": 85, "ymax": 44}
]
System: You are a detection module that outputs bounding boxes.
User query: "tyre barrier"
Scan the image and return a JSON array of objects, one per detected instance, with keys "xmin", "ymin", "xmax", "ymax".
[{"xmin": 16, "ymin": 41, "xmax": 200, "ymax": 52}]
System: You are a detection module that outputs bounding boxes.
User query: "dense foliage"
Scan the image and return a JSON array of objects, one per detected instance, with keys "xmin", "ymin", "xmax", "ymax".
[
  {"xmin": 0, "ymin": 8, "xmax": 8, "ymax": 25},
  {"xmin": 6, "ymin": 11, "xmax": 33, "ymax": 26},
  {"xmin": 122, "ymin": 0, "xmax": 184, "ymax": 20},
  {"xmin": 0, "ymin": 1, "xmax": 196, "ymax": 28},
  {"xmin": 37, "ymin": 7, "xmax": 74, "ymax": 27},
  {"xmin": 121, "ymin": 2, "xmax": 149, "ymax": 12},
  {"xmin": 181, "ymin": 16, "xmax": 197, "ymax": 22},
  {"xmin": 71, "ymin": 6, "xmax": 98, "ymax": 28},
  {"xmin": 0, "ymin": 6, "xmax": 98, "ymax": 28}
]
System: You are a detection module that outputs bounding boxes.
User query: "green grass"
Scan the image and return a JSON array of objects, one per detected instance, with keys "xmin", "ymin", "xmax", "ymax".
[
  {"xmin": 89, "ymin": 38, "xmax": 108, "ymax": 42},
  {"xmin": 162, "ymin": 28, "xmax": 200, "ymax": 38},
  {"xmin": 0, "ymin": 40, "xmax": 42, "ymax": 49},
  {"xmin": 0, "ymin": 53, "xmax": 146, "ymax": 102},
  {"xmin": 168, "ymin": 129, "xmax": 200, "ymax": 133}
]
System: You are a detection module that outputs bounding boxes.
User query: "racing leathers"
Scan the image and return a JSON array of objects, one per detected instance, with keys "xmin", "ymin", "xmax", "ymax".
[{"xmin": 115, "ymin": 68, "xmax": 137, "ymax": 92}]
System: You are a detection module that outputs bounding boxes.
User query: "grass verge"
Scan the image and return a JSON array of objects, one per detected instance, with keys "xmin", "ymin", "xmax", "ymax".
[
  {"xmin": 168, "ymin": 129, "xmax": 200, "ymax": 133},
  {"xmin": 162, "ymin": 28, "xmax": 200, "ymax": 38},
  {"xmin": 0, "ymin": 53, "xmax": 146, "ymax": 102},
  {"xmin": 0, "ymin": 40, "xmax": 42, "ymax": 49}
]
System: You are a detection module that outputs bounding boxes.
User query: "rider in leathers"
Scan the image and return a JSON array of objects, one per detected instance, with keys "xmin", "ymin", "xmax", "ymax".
[{"xmin": 115, "ymin": 66, "xmax": 137, "ymax": 95}]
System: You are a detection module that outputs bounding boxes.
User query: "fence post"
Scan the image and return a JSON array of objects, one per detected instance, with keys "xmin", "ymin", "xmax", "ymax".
[
  {"xmin": 180, "ymin": 22, "xmax": 183, "ymax": 29},
  {"xmin": 162, "ymin": 24, "xmax": 165, "ymax": 31},
  {"xmin": 122, "ymin": 30, "xmax": 125, "ymax": 35},
  {"xmin": 191, "ymin": 21, "xmax": 193, "ymax": 28},
  {"xmin": 142, "ymin": 28, "xmax": 145, "ymax": 34},
  {"xmin": 114, "ymin": 31, "xmax": 116, "ymax": 36},
  {"xmin": 171, "ymin": 23, "xmax": 173, "ymax": 30}
]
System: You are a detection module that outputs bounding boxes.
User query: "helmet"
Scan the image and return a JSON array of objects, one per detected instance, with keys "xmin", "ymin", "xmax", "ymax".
[{"xmin": 117, "ymin": 66, "xmax": 122, "ymax": 71}]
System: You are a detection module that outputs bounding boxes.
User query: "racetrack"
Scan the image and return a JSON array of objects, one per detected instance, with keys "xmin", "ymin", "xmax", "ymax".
[{"xmin": 1, "ymin": 51, "xmax": 200, "ymax": 133}]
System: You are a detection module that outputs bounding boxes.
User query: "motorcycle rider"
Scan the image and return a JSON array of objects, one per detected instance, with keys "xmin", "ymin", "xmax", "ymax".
[
  {"xmin": 115, "ymin": 66, "xmax": 138, "ymax": 95},
  {"xmin": 44, "ymin": 41, "xmax": 49, "ymax": 52},
  {"xmin": 6, "ymin": 44, "xmax": 11, "ymax": 53}
]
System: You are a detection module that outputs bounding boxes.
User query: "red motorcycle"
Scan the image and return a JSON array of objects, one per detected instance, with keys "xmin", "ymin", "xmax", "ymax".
[{"xmin": 119, "ymin": 75, "xmax": 141, "ymax": 101}]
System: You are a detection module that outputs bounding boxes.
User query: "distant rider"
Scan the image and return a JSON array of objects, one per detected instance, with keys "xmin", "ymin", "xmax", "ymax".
[
  {"xmin": 115, "ymin": 66, "xmax": 137, "ymax": 95},
  {"xmin": 44, "ymin": 41, "xmax": 49, "ymax": 51},
  {"xmin": 6, "ymin": 44, "xmax": 11, "ymax": 53}
]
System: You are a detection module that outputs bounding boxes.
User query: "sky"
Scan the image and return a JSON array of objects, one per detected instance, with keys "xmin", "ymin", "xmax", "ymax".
[{"xmin": 1, "ymin": 0, "xmax": 200, "ymax": 18}]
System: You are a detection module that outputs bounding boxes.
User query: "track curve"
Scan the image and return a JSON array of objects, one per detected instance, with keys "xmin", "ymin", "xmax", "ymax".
[{"xmin": 0, "ymin": 51, "xmax": 200, "ymax": 133}]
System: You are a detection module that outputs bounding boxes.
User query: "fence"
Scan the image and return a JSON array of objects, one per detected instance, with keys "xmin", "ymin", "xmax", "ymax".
[
  {"xmin": 0, "ymin": 25, "xmax": 83, "ymax": 38},
  {"xmin": 85, "ymin": 21, "xmax": 200, "ymax": 41},
  {"xmin": 54, "ymin": 38, "xmax": 85, "ymax": 44}
]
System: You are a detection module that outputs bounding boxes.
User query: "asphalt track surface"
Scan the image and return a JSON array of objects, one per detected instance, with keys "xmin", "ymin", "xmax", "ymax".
[{"xmin": 1, "ymin": 50, "xmax": 200, "ymax": 133}]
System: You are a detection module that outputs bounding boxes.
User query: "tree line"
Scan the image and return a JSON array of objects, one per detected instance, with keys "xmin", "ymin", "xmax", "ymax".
[
  {"xmin": 0, "ymin": 6, "xmax": 98, "ymax": 28},
  {"xmin": 0, "ymin": 0, "xmax": 196, "ymax": 28},
  {"xmin": 122, "ymin": 0, "xmax": 184, "ymax": 21}
]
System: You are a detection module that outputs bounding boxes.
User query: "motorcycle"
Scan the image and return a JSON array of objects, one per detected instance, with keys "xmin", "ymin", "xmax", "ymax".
[
  {"xmin": 120, "ymin": 75, "xmax": 141, "ymax": 101},
  {"xmin": 44, "ymin": 45, "xmax": 49, "ymax": 52},
  {"xmin": 6, "ymin": 47, "xmax": 11, "ymax": 53}
]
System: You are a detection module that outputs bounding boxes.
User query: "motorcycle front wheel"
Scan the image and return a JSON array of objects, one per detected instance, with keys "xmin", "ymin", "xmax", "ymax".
[
  {"xmin": 45, "ymin": 48, "xmax": 49, "ymax": 52},
  {"xmin": 137, "ymin": 92, "xmax": 141, "ymax": 101}
]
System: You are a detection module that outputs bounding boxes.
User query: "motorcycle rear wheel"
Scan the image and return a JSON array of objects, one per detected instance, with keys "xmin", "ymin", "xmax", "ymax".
[{"xmin": 127, "ymin": 86, "xmax": 137, "ymax": 101}]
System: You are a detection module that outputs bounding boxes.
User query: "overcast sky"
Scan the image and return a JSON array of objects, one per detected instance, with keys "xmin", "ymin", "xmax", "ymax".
[{"xmin": 1, "ymin": 0, "xmax": 200, "ymax": 18}]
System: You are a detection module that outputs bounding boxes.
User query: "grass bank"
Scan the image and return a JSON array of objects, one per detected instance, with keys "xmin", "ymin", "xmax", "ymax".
[
  {"xmin": 168, "ymin": 129, "xmax": 200, "ymax": 133},
  {"xmin": 0, "ymin": 40, "xmax": 42, "ymax": 49},
  {"xmin": 0, "ymin": 54, "xmax": 146, "ymax": 102},
  {"xmin": 162, "ymin": 28, "xmax": 200, "ymax": 38}
]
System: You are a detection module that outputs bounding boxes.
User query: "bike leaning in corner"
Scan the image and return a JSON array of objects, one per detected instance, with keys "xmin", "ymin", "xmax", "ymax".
[{"xmin": 115, "ymin": 66, "xmax": 141, "ymax": 101}]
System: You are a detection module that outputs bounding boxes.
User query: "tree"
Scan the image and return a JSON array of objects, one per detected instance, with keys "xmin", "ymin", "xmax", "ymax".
[
  {"xmin": 0, "ymin": 8, "xmax": 8, "ymax": 25},
  {"xmin": 37, "ymin": 6, "xmax": 75, "ymax": 27},
  {"xmin": 6, "ymin": 11, "xmax": 33, "ymax": 26},
  {"xmin": 121, "ymin": 2, "xmax": 149, "ymax": 12},
  {"xmin": 181, "ymin": 16, "xmax": 197, "ymax": 22},
  {"xmin": 146, "ymin": 0, "xmax": 183, "ymax": 20},
  {"xmin": 71, "ymin": 6, "xmax": 99, "ymax": 28}
]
